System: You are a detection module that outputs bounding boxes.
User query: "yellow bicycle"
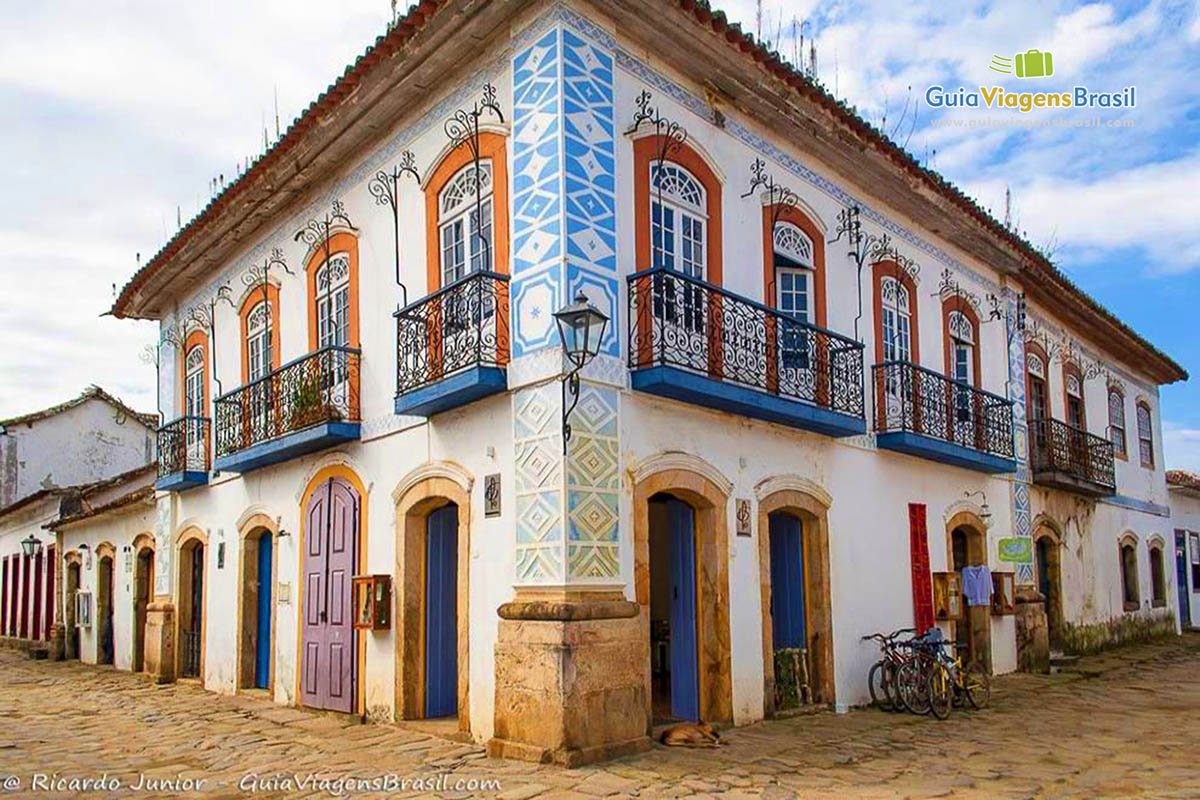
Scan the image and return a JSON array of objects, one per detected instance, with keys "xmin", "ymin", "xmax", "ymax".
[{"xmin": 926, "ymin": 643, "xmax": 990, "ymax": 720}]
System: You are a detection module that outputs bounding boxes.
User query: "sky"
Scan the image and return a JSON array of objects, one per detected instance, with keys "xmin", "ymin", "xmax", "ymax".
[{"xmin": 0, "ymin": 0, "xmax": 1196, "ymax": 467}]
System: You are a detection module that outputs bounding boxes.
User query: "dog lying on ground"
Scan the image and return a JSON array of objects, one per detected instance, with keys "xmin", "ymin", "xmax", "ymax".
[{"xmin": 659, "ymin": 721, "xmax": 723, "ymax": 747}]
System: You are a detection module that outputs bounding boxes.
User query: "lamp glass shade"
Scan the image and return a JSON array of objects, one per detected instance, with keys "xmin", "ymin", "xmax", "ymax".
[
  {"xmin": 554, "ymin": 291, "xmax": 609, "ymax": 364},
  {"xmin": 20, "ymin": 535, "xmax": 39, "ymax": 558}
]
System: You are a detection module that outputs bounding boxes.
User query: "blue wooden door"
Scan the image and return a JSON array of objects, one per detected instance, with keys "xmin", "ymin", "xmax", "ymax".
[
  {"xmin": 667, "ymin": 498, "xmax": 700, "ymax": 721},
  {"xmin": 255, "ymin": 535, "xmax": 273, "ymax": 689},
  {"xmin": 1176, "ymin": 533, "xmax": 1191, "ymax": 629},
  {"xmin": 769, "ymin": 513, "xmax": 806, "ymax": 649},
  {"xmin": 425, "ymin": 504, "xmax": 458, "ymax": 718}
]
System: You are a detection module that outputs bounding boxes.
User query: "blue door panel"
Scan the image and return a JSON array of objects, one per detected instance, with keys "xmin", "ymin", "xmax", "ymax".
[
  {"xmin": 667, "ymin": 499, "xmax": 700, "ymax": 721},
  {"xmin": 255, "ymin": 536, "xmax": 273, "ymax": 689},
  {"xmin": 425, "ymin": 505, "xmax": 458, "ymax": 718},
  {"xmin": 1177, "ymin": 533, "xmax": 1191, "ymax": 629},
  {"xmin": 769, "ymin": 513, "xmax": 806, "ymax": 650}
]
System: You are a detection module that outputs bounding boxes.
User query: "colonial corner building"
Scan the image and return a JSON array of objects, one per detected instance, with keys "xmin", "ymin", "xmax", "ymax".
[{"xmin": 13, "ymin": 0, "xmax": 1188, "ymax": 767}]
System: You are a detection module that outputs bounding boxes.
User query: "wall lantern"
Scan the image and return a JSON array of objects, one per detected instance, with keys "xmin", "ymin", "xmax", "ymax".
[
  {"xmin": 553, "ymin": 290, "xmax": 609, "ymax": 454},
  {"xmin": 20, "ymin": 534, "xmax": 42, "ymax": 558},
  {"xmin": 964, "ymin": 490, "xmax": 991, "ymax": 521}
]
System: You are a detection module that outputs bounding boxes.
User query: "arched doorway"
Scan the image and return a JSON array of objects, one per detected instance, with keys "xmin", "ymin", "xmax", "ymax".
[
  {"xmin": 239, "ymin": 523, "xmax": 276, "ymax": 692},
  {"xmin": 64, "ymin": 556, "xmax": 81, "ymax": 660},
  {"xmin": 947, "ymin": 514, "xmax": 990, "ymax": 671},
  {"xmin": 1034, "ymin": 525, "xmax": 1064, "ymax": 651},
  {"xmin": 757, "ymin": 482, "xmax": 835, "ymax": 717},
  {"xmin": 133, "ymin": 536, "xmax": 154, "ymax": 672},
  {"xmin": 300, "ymin": 472, "xmax": 362, "ymax": 714},
  {"xmin": 176, "ymin": 532, "xmax": 207, "ymax": 680},
  {"xmin": 393, "ymin": 465, "xmax": 471, "ymax": 735},
  {"xmin": 97, "ymin": 551, "xmax": 115, "ymax": 665},
  {"xmin": 633, "ymin": 460, "xmax": 732, "ymax": 730}
]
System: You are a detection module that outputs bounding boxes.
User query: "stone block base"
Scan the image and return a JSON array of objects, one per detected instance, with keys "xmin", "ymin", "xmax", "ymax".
[
  {"xmin": 1015, "ymin": 586, "xmax": 1049, "ymax": 674},
  {"xmin": 489, "ymin": 592, "xmax": 651, "ymax": 767},
  {"xmin": 144, "ymin": 601, "xmax": 176, "ymax": 684}
]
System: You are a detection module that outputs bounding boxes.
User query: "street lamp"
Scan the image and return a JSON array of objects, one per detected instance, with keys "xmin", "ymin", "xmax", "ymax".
[
  {"xmin": 20, "ymin": 534, "xmax": 41, "ymax": 558},
  {"xmin": 554, "ymin": 290, "xmax": 610, "ymax": 454}
]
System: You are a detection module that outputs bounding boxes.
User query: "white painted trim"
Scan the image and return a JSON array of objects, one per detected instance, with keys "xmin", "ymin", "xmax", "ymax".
[
  {"xmin": 631, "ymin": 451, "xmax": 733, "ymax": 497},
  {"xmin": 391, "ymin": 461, "xmax": 475, "ymax": 504}
]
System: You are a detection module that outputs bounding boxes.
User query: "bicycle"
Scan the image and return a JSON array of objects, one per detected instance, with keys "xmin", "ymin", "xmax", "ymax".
[
  {"xmin": 925, "ymin": 636, "xmax": 991, "ymax": 720},
  {"xmin": 862, "ymin": 628, "xmax": 915, "ymax": 712}
]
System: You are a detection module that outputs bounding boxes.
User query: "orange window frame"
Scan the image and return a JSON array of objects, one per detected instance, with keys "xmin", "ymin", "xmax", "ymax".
[
  {"xmin": 1109, "ymin": 387, "xmax": 1128, "ymax": 460},
  {"xmin": 179, "ymin": 329, "xmax": 211, "ymax": 417},
  {"xmin": 1061, "ymin": 361, "xmax": 1086, "ymax": 430},
  {"xmin": 761, "ymin": 204, "xmax": 827, "ymax": 402},
  {"xmin": 305, "ymin": 231, "xmax": 361, "ymax": 353},
  {"xmin": 1024, "ymin": 340, "xmax": 1050, "ymax": 422},
  {"xmin": 424, "ymin": 132, "xmax": 511, "ymax": 292},
  {"xmin": 239, "ymin": 284, "xmax": 282, "ymax": 383},
  {"xmin": 1136, "ymin": 401, "xmax": 1154, "ymax": 468},
  {"xmin": 872, "ymin": 261, "xmax": 921, "ymax": 430},
  {"xmin": 632, "ymin": 136, "xmax": 723, "ymax": 375}
]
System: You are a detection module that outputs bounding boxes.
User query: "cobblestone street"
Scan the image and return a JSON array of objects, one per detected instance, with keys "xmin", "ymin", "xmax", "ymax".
[{"xmin": 1, "ymin": 635, "xmax": 1197, "ymax": 799}]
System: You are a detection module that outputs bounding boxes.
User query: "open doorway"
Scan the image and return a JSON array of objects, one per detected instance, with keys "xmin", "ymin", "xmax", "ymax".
[
  {"xmin": 133, "ymin": 544, "xmax": 154, "ymax": 672},
  {"xmin": 65, "ymin": 560, "xmax": 81, "ymax": 659},
  {"xmin": 97, "ymin": 554, "xmax": 114, "ymax": 665},
  {"xmin": 949, "ymin": 523, "xmax": 990, "ymax": 671},
  {"xmin": 239, "ymin": 528, "xmax": 274, "ymax": 692},
  {"xmin": 649, "ymin": 494, "xmax": 700, "ymax": 724},
  {"xmin": 1034, "ymin": 530, "xmax": 1064, "ymax": 651},
  {"xmin": 178, "ymin": 538, "xmax": 205, "ymax": 680}
]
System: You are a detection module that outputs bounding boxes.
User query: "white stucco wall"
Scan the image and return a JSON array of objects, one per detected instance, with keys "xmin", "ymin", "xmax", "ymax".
[{"xmin": 1169, "ymin": 487, "xmax": 1200, "ymax": 628}]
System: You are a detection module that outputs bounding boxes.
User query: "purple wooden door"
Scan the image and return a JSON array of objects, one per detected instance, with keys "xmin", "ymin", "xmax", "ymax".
[{"xmin": 302, "ymin": 477, "xmax": 358, "ymax": 713}]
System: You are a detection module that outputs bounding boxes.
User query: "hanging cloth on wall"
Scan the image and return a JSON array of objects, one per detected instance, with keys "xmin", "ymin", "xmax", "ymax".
[{"xmin": 961, "ymin": 565, "xmax": 993, "ymax": 607}]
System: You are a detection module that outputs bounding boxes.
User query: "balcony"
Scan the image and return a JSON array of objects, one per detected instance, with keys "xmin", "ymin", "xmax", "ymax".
[
  {"xmin": 1029, "ymin": 417, "xmax": 1116, "ymax": 497},
  {"xmin": 394, "ymin": 270, "xmax": 509, "ymax": 417},
  {"xmin": 872, "ymin": 361, "xmax": 1016, "ymax": 474},
  {"xmin": 627, "ymin": 267, "xmax": 865, "ymax": 437},
  {"xmin": 155, "ymin": 416, "xmax": 210, "ymax": 491},
  {"xmin": 213, "ymin": 345, "xmax": 361, "ymax": 474}
]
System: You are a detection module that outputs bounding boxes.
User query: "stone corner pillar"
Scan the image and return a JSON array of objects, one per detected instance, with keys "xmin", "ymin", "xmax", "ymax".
[
  {"xmin": 47, "ymin": 624, "xmax": 66, "ymax": 661},
  {"xmin": 488, "ymin": 591, "xmax": 651, "ymax": 767},
  {"xmin": 144, "ymin": 600, "xmax": 176, "ymax": 684},
  {"xmin": 1014, "ymin": 586, "xmax": 1049, "ymax": 674}
]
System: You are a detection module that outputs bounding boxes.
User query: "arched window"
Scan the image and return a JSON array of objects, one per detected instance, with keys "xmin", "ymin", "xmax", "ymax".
[
  {"xmin": 1064, "ymin": 366, "xmax": 1085, "ymax": 430},
  {"xmin": 651, "ymin": 162, "xmax": 707, "ymax": 278},
  {"xmin": 948, "ymin": 310, "xmax": 975, "ymax": 385},
  {"xmin": 438, "ymin": 162, "xmax": 494, "ymax": 285},
  {"xmin": 1120, "ymin": 538, "xmax": 1140, "ymax": 611},
  {"xmin": 315, "ymin": 254, "xmax": 351, "ymax": 350},
  {"xmin": 1136, "ymin": 401, "xmax": 1154, "ymax": 468},
  {"xmin": 1025, "ymin": 345, "xmax": 1049, "ymax": 422},
  {"xmin": 1148, "ymin": 542, "xmax": 1166, "ymax": 607},
  {"xmin": 246, "ymin": 301, "xmax": 273, "ymax": 382},
  {"xmin": 184, "ymin": 344, "xmax": 206, "ymax": 419},
  {"xmin": 772, "ymin": 222, "xmax": 813, "ymax": 323},
  {"xmin": 1108, "ymin": 387, "xmax": 1127, "ymax": 459},
  {"xmin": 880, "ymin": 277, "xmax": 912, "ymax": 363}
]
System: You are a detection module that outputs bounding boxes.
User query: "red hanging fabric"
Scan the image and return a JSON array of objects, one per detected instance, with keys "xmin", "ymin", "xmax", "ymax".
[{"xmin": 909, "ymin": 503, "xmax": 934, "ymax": 634}]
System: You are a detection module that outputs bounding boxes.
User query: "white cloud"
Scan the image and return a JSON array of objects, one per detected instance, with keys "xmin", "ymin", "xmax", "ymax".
[{"xmin": 1163, "ymin": 422, "xmax": 1200, "ymax": 472}]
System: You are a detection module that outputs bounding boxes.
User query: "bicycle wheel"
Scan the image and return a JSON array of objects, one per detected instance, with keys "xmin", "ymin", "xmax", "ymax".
[
  {"xmin": 927, "ymin": 663, "xmax": 953, "ymax": 720},
  {"xmin": 963, "ymin": 661, "xmax": 991, "ymax": 709},
  {"xmin": 896, "ymin": 659, "xmax": 930, "ymax": 715},
  {"xmin": 867, "ymin": 660, "xmax": 893, "ymax": 711}
]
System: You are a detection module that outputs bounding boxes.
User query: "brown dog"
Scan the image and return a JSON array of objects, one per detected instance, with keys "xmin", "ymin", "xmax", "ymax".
[{"xmin": 659, "ymin": 721, "xmax": 723, "ymax": 747}]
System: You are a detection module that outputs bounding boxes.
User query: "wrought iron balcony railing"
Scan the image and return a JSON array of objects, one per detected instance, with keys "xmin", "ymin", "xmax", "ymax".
[
  {"xmin": 156, "ymin": 416, "xmax": 210, "ymax": 478},
  {"xmin": 1029, "ymin": 417, "xmax": 1116, "ymax": 493},
  {"xmin": 396, "ymin": 270, "xmax": 510, "ymax": 396},
  {"xmin": 214, "ymin": 345, "xmax": 361, "ymax": 458},
  {"xmin": 628, "ymin": 266, "xmax": 865, "ymax": 418},
  {"xmin": 872, "ymin": 360, "xmax": 1015, "ymax": 459}
]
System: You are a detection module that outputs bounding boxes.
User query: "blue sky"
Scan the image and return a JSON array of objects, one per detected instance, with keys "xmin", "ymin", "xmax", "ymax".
[{"xmin": 0, "ymin": 0, "xmax": 1196, "ymax": 467}]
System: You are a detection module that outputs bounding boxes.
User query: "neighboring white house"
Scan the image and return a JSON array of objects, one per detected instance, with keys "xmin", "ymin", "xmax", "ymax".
[
  {"xmin": 0, "ymin": 388, "xmax": 155, "ymax": 654},
  {"xmin": 1168, "ymin": 470, "xmax": 1200, "ymax": 631},
  {"xmin": 99, "ymin": 0, "xmax": 1186, "ymax": 766}
]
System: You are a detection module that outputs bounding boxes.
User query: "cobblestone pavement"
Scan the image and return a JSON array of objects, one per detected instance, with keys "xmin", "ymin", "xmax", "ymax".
[{"xmin": 1, "ymin": 635, "xmax": 1198, "ymax": 799}]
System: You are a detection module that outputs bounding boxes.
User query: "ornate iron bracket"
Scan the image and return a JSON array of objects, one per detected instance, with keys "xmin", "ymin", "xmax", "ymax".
[
  {"xmin": 295, "ymin": 200, "xmax": 357, "ymax": 345},
  {"xmin": 442, "ymin": 84, "xmax": 504, "ymax": 274},
  {"xmin": 562, "ymin": 366, "xmax": 582, "ymax": 455},
  {"xmin": 368, "ymin": 151, "xmax": 421, "ymax": 309},
  {"xmin": 184, "ymin": 285, "xmax": 235, "ymax": 396},
  {"xmin": 139, "ymin": 343, "xmax": 161, "ymax": 426},
  {"xmin": 241, "ymin": 247, "xmax": 292, "ymax": 344},
  {"xmin": 742, "ymin": 158, "xmax": 799, "ymax": 228},
  {"xmin": 629, "ymin": 90, "xmax": 689, "ymax": 247},
  {"xmin": 829, "ymin": 205, "xmax": 867, "ymax": 341}
]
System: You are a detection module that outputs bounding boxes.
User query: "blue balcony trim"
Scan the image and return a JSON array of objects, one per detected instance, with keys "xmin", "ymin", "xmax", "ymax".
[
  {"xmin": 394, "ymin": 366, "xmax": 507, "ymax": 417},
  {"xmin": 214, "ymin": 422, "xmax": 361, "ymax": 474},
  {"xmin": 876, "ymin": 430, "xmax": 1017, "ymax": 475},
  {"xmin": 154, "ymin": 471, "xmax": 209, "ymax": 493},
  {"xmin": 631, "ymin": 365, "xmax": 865, "ymax": 438}
]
